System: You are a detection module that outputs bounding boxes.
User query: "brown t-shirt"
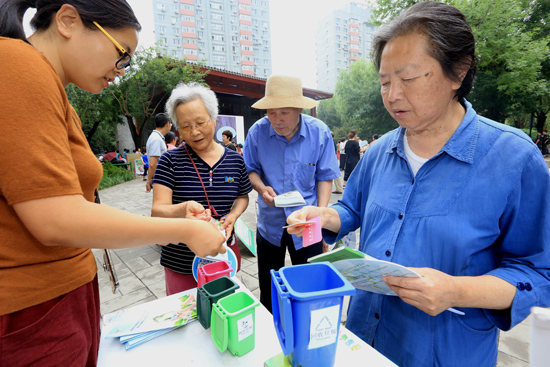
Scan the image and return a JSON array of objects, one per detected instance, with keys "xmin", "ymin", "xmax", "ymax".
[{"xmin": 0, "ymin": 38, "xmax": 103, "ymax": 315}]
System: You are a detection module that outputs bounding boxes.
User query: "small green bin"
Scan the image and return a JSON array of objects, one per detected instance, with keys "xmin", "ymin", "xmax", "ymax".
[
  {"xmin": 210, "ymin": 291, "xmax": 259, "ymax": 356},
  {"xmin": 197, "ymin": 276, "xmax": 239, "ymax": 329}
]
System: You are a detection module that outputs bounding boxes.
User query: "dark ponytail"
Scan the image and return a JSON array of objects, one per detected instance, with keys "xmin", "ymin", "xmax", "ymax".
[
  {"xmin": 0, "ymin": 0, "xmax": 141, "ymax": 41},
  {"xmin": 0, "ymin": 0, "xmax": 37, "ymax": 40}
]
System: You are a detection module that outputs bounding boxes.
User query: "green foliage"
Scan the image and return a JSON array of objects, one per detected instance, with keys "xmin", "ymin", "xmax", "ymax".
[
  {"xmin": 460, "ymin": 0, "xmax": 549, "ymax": 121},
  {"xmin": 318, "ymin": 98, "xmax": 343, "ymax": 136},
  {"xmin": 368, "ymin": 0, "xmax": 550, "ymax": 127},
  {"xmin": 519, "ymin": 127, "xmax": 539, "ymax": 142},
  {"xmin": 99, "ymin": 162, "xmax": 135, "ymax": 190},
  {"xmin": 65, "ymin": 85, "xmax": 118, "ymax": 153},
  {"xmin": 329, "ymin": 59, "xmax": 398, "ymax": 140},
  {"xmin": 108, "ymin": 45, "xmax": 209, "ymax": 148},
  {"xmin": 368, "ymin": 0, "xmax": 420, "ymax": 25}
]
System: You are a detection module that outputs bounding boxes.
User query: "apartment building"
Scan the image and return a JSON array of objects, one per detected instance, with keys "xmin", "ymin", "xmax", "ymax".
[
  {"xmin": 316, "ymin": 3, "xmax": 377, "ymax": 92},
  {"xmin": 152, "ymin": 0, "xmax": 272, "ymax": 77}
]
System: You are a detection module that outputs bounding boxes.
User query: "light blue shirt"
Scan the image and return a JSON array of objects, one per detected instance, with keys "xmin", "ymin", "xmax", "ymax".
[
  {"xmin": 244, "ymin": 114, "xmax": 340, "ymax": 249},
  {"xmin": 146, "ymin": 130, "xmax": 167, "ymax": 158},
  {"xmin": 325, "ymin": 101, "xmax": 550, "ymax": 367}
]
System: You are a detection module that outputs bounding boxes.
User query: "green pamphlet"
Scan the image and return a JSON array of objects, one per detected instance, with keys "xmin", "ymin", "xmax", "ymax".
[{"xmin": 307, "ymin": 246, "xmax": 365, "ymax": 263}]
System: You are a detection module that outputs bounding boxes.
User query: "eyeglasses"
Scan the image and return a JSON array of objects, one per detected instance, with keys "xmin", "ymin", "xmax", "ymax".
[
  {"xmin": 180, "ymin": 118, "xmax": 211, "ymax": 132},
  {"xmin": 93, "ymin": 21, "xmax": 132, "ymax": 71}
]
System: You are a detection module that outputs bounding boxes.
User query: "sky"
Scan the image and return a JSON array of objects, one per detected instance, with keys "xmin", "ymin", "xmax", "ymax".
[
  {"xmin": 24, "ymin": 1, "xmax": 368, "ymax": 89},
  {"xmin": 126, "ymin": 0, "xmax": 368, "ymax": 89}
]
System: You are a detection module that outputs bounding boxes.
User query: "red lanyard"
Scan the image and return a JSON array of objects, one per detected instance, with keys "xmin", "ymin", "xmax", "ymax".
[{"xmin": 182, "ymin": 144, "xmax": 219, "ymax": 217}]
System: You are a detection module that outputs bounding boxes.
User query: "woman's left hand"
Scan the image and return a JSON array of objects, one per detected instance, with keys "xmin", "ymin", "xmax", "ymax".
[
  {"xmin": 185, "ymin": 201, "xmax": 211, "ymax": 221},
  {"xmin": 383, "ymin": 267, "xmax": 460, "ymax": 316},
  {"xmin": 220, "ymin": 213, "xmax": 237, "ymax": 241}
]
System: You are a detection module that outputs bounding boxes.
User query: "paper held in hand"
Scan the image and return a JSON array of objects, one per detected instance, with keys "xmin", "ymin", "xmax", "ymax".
[
  {"xmin": 308, "ymin": 247, "xmax": 465, "ymax": 315},
  {"xmin": 308, "ymin": 247, "xmax": 420, "ymax": 296},
  {"xmin": 274, "ymin": 190, "xmax": 306, "ymax": 207}
]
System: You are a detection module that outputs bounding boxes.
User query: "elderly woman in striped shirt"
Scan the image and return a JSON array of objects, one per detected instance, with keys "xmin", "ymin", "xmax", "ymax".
[{"xmin": 152, "ymin": 82, "xmax": 252, "ymax": 295}]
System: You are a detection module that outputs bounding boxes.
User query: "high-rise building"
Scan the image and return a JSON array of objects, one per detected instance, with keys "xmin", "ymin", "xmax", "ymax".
[
  {"xmin": 316, "ymin": 3, "xmax": 378, "ymax": 92},
  {"xmin": 151, "ymin": 0, "xmax": 272, "ymax": 77}
]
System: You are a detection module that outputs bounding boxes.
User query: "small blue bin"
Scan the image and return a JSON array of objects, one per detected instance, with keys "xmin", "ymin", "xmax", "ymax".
[{"xmin": 271, "ymin": 262, "xmax": 355, "ymax": 367}]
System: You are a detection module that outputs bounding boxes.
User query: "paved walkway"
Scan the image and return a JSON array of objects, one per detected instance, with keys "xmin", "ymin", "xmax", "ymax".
[{"xmin": 94, "ymin": 177, "xmax": 531, "ymax": 367}]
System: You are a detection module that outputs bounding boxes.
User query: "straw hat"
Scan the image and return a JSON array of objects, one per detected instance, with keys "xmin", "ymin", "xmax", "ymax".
[{"xmin": 252, "ymin": 75, "xmax": 318, "ymax": 110}]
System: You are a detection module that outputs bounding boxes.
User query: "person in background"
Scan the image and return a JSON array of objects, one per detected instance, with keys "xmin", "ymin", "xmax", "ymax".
[
  {"xmin": 165, "ymin": 131, "xmax": 177, "ymax": 150},
  {"xmin": 286, "ymin": 2, "xmax": 550, "ymax": 367},
  {"xmin": 114, "ymin": 149, "xmax": 126, "ymax": 163},
  {"xmin": 222, "ymin": 130, "xmax": 237, "ymax": 151},
  {"xmin": 152, "ymin": 82, "xmax": 252, "ymax": 294},
  {"xmin": 145, "ymin": 112, "xmax": 171, "ymax": 192},
  {"xmin": 141, "ymin": 147, "xmax": 149, "ymax": 181},
  {"xmin": 343, "ymin": 129, "xmax": 360, "ymax": 187},
  {"xmin": 542, "ymin": 129, "xmax": 549, "ymax": 155},
  {"xmin": 243, "ymin": 75, "xmax": 340, "ymax": 312},
  {"xmin": 236, "ymin": 143, "xmax": 243, "ymax": 156},
  {"xmin": 332, "ymin": 132, "xmax": 343, "ymax": 194},
  {"xmin": 535, "ymin": 130, "xmax": 543, "ymax": 152},
  {"xmin": 368, "ymin": 134, "xmax": 380, "ymax": 148},
  {"xmin": 338, "ymin": 137, "xmax": 347, "ymax": 172},
  {"xmin": 0, "ymin": 1, "xmax": 226, "ymax": 366},
  {"xmin": 360, "ymin": 134, "xmax": 378, "ymax": 154}
]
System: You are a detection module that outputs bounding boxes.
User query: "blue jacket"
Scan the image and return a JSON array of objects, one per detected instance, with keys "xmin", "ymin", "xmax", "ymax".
[{"xmin": 325, "ymin": 101, "xmax": 550, "ymax": 367}]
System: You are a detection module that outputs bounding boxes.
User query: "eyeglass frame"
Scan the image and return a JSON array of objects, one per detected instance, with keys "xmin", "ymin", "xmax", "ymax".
[
  {"xmin": 179, "ymin": 118, "xmax": 212, "ymax": 132},
  {"xmin": 92, "ymin": 21, "xmax": 132, "ymax": 71}
]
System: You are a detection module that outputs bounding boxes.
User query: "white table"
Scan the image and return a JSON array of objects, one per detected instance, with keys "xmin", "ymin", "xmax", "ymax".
[{"xmin": 97, "ymin": 278, "xmax": 396, "ymax": 367}]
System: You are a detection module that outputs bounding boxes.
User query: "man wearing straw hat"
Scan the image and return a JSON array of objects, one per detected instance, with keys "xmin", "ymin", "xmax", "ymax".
[{"xmin": 243, "ymin": 75, "xmax": 340, "ymax": 312}]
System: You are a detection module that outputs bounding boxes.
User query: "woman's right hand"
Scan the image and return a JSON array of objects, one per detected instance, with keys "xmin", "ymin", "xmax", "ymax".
[
  {"xmin": 185, "ymin": 220, "xmax": 227, "ymax": 258},
  {"xmin": 286, "ymin": 206, "xmax": 323, "ymax": 237}
]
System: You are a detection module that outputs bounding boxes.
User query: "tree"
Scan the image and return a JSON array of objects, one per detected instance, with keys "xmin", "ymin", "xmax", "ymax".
[
  {"xmin": 108, "ymin": 46, "xmax": 208, "ymax": 149},
  {"xmin": 318, "ymin": 98, "xmax": 341, "ymax": 129},
  {"xmin": 333, "ymin": 59, "xmax": 398, "ymax": 139},
  {"xmin": 368, "ymin": 0, "xmax": 420, "ymax": 26},
  {"xmin": 369, "ymin": 0, "xmax": 550, "ymax": 126},
  {"xmin": 520, "ymin": 0, "xmax": 550, "ymax": 132},
  {"xmin": 66, "ymin": 84, "xmax": 119, "ymax": 153},
  {"xmin": 460, "ymin": 0, "xmax": 550, "ymax": 122}
]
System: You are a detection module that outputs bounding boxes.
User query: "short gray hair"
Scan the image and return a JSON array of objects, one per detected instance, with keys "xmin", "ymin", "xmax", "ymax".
[{"xmin": 165, "ymin": 82, "xmax": 219, "ymax": 129}]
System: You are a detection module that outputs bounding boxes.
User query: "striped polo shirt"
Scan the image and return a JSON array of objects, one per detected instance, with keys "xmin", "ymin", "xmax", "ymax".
[{"xmin": 153, "ymin": 144, "xmax": 252, "ymax": 274}]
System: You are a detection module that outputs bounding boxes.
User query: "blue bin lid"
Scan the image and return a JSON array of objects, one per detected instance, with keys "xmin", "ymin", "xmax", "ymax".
[{"xmin": 278, "ymin": 262, "xmax": 355, "ymax": 300}]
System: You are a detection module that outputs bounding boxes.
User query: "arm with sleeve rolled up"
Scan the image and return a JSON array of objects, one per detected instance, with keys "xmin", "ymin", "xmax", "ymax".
[
  {"xmin": 13, "ymin": 194, "xmax": 226, "ymax": 258},
  {"xmin": 316, "ymin": 129, "xmax": 342, "ymax": 208},
  {"xmin": 146, "ymin": 155, "xmax": 160, "ymax": 192},
  {"xmin": 249, "ymin": 171, "xmax": 277, "ymax": 207},
  {"xmin": 316, "ymin": 180, "xmax": 332, "ymax": 207}
]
